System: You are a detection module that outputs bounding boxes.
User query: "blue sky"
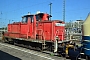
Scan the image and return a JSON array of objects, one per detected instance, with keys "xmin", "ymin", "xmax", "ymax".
[{"xmin": 0, "ymin": 0, "xmax": 90, "ymax": 27}]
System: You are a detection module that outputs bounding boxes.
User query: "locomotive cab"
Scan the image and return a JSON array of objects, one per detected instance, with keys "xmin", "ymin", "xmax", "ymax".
[
  {"xmin": 22, "ymin": 15, "xmax": 34, "ymax": 23},
  {"xmin": 36, "ymin": 13, "xmax": 50, "ymax": 21},
  {"xmin": 22, "ymin": 13, "xmax": 50, "ymax": 23}
]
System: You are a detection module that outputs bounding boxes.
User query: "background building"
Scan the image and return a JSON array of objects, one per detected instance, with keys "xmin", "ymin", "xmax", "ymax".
[
  {"xmin": 65, "ymin": 20, "xmax": 84, "ymax": 33},
  {"xmin": 65, "ymin": 20, "xmax": 84, "ymax": 40}
]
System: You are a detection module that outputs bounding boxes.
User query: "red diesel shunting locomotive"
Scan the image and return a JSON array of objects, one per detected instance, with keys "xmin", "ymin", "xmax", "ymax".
[{"xmin": 4, "ymin": 12, "xmax": 65, "ymax": 53}]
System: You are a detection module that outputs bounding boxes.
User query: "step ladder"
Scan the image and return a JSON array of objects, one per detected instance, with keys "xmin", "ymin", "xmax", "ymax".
[
  {"xmin": 37, "ymin": 29, "xmax": 46, "ymax": 50},
  {"xmin": 41, "ymin": 31, "xmax": 46, "ymax": 50}
]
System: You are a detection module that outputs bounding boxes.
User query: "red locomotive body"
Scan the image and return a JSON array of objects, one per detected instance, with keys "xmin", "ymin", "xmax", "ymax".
[{"xmin": 4, "ymin": 12, "xmax": 65, "ymax": 52}]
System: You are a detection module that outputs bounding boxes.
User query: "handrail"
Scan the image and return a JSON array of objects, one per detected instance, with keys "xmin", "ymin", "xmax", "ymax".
[{"xmin": 55, "ymin": 29, "xmax": 64, "ymax": 41}]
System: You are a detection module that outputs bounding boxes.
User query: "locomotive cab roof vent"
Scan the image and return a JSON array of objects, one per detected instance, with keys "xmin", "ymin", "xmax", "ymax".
[
  {"xmin": 28, "ymin": 12, "xmax": 30, "ymax": 15},
  {"xmin": 36, "ymin": 11, "xmax": 40, "ymax": 14}
]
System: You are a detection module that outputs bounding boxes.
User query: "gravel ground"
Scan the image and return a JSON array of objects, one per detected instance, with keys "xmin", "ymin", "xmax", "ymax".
[{"xmin": 0, "ymin": 42, "xmax": 70, "ymax": 60}]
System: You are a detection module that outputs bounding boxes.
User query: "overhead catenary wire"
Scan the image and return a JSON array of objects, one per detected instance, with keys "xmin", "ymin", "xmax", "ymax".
[
  {"xmin": 2, "ymin": 1, "xmax": 52, "ymax": 14},
  {"xmin": 0, "ymin": 0, "xmax": 52, "ymax": 22}
]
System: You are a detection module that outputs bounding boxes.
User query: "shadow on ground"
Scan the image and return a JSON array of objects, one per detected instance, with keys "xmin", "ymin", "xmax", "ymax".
[{"xmin": 0, "ymin": 50, "xmax": 21, "ymax": 60}]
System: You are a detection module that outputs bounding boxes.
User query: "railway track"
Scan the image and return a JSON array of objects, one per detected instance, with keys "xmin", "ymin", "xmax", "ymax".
[
  {"xmin": 0, "ymin": 39, "xmax": 87, "ymax": 60},
  {"xmin": 0, "ymin": 41, "xmax": 71, "ymax": 60}
]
